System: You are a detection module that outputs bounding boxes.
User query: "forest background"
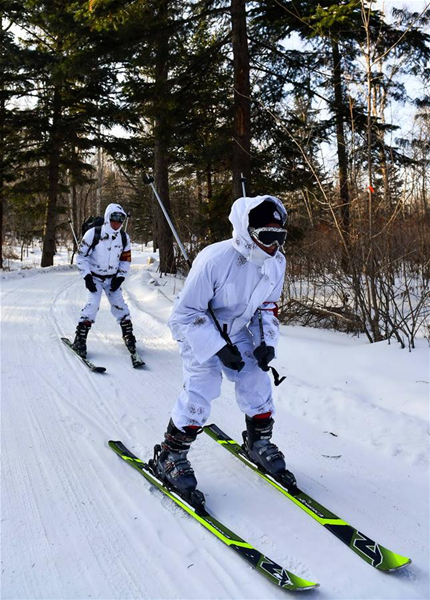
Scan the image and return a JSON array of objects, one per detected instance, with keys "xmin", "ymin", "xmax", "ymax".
[{"xmin": 2, "ymin": 0, "xmax": 430, "ymax": 350}]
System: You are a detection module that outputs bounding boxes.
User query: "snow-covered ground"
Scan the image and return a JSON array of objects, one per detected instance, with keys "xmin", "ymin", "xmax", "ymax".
[{"xmin": 1, "ymin": 245, "xmax": 429, "ymax": 600}]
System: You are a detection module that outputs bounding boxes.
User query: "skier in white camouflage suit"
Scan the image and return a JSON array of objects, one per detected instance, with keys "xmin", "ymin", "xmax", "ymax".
[
  {"xmin": 72, "ymin": 203, "xmax": 137, "ymax": 358},
  {"xmin": 153, "ymin": 195, "xmax": 296, "ymax": 499}
]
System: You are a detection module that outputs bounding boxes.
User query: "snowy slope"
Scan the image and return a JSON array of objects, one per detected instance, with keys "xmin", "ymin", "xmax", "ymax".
[{"xmin": 1, "ymin": 247, "xmax": 429, "ymax": 600}]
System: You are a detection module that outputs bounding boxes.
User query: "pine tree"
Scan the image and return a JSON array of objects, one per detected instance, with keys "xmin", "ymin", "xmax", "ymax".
[
  {"xmin": 6, "ymin": 0, "xmax": 127, "ymax": 266},
  {"xmin": 1, "ymin": 2, "xmax": 40, "ymax": 267}
]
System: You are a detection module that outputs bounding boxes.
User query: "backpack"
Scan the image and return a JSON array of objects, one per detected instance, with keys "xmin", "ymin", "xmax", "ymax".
[{"xmin": 81, "ymin": 215, "xmax": 127, "ymax": 256}]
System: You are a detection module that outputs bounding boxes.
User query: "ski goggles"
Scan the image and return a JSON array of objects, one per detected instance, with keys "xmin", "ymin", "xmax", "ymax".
[
  {"xmin": 110, "ymin": 212, "xmax": 125, "ymax": 223},
  {"xmin": 249, "ymin": 227, "xmax": 287, "ymax": 248}
]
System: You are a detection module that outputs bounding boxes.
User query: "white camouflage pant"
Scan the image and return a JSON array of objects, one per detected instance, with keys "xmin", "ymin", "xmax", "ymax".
[
  {"xmin": 171, "ymin": 328, "xmax": 275, "ymax": 430},
  {"xmin": 79, "ymin": 276, "xmax": 131, "ymax": 323}
]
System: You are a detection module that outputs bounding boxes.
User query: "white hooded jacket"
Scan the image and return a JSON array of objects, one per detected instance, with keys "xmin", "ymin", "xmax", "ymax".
[
  {"xmin": 168, "ymin": 195, "xmax": 287, "ymax": 364},
  {"xmin": 76, "ymin": 203, "xmax": 131, "ymax": 279}
]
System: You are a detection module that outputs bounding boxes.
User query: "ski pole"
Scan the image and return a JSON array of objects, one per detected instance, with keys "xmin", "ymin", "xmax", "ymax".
[
  {"xmin": 143, "ymin": 174, "xmax": 192, "ymax": 269},
  {"xmin": 143, "ymin": 173, "xmax": 235, "ymax": 349},
  {"xmin": 124, "ymin": 212, "xmax": 131, "ymax": 232},
  {"xmin": 68, "ymin": 219, "xmax": 79, "ymax": 247},
  {"xmin": 240, "ymin": 173, "xmax": 247, "ymax": 197}
]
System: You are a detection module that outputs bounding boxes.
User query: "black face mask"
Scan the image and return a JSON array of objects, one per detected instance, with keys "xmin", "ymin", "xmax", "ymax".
[{"xmin": 248, "ymin": 227, "xmax": 287, "ymax": 248}]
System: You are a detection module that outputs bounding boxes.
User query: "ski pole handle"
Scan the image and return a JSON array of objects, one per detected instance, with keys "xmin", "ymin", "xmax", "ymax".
[
  {"xmin": 257, "ymin": 308, "xmax": 266, "ymax": 346},
  {"xmin": 206, "ymin": 304, "xmax": 234, "ymax": 348},
  {"xmin": 257, "ymin": 308, "xmax": 285, "ymax": 386}
]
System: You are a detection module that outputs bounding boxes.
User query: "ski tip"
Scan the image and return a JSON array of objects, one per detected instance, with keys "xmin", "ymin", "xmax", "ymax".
[
  {"xmin": 381, "ymin": 555, "xmax": 412, "ymax": 572},
  {"xmin": 375, "ymin": 545, "xmax": 412, "ymax": 572},
  {"xmin": 297, "ymin": 583, "xmax": 320, "ymax": 592},
  {"xmin": 281, "ymin": 578, "xmax": 319, "ymax": 592},
  {"xmin": 387, "ymin": 558, "xmax": 412, "ymax": 572}
]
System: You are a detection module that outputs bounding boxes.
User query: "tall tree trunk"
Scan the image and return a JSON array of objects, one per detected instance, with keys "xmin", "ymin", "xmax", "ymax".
[
  {"xmin": 0, "ymin": 94, "xmax": 4, "ymax": 270},
  {"xmin": 69, "ymin": 176, "xmax": 78, "ymax": 254},
  {"xmin": 68, "ymin": 147, "xmax": 80, "ymax": 254},
  {"xmin": 154, "ymin": 139, "xmax": 175, "ymax": 273},
  {"xmin": 374, "ymin": 64, "xmax": 391, "ymax": 213},
  {"xmin": 96, "ymin": 141, "xmax": 103, "ymax": 215},
  {"xmin": 331, "ymin": 39, "xmax": 350, "ymax": 242},
  {"xmin": 0, "ymin": 52, "xmax": 5, "ymax": 269},
  {"xmin": 153, "ymin": 0, "xmax": 175, "ymax": 274},
  {"xmin": 41, "ymin": 87, "xmax": 62, "ymax": 267},
  {"xmin": 231, "ymin": 0, "xmax": 251, "ymax": 200},
  {"xmin": 206, "ymin": 164, "xmax": 212, "ymax": 201},
  {"xmin": 422, "ymin": 157, "xmax": 428, "ymax": 215},
  {"xmin": 362, "ymin": 3, "xmax": 382, "ymax": 342}
]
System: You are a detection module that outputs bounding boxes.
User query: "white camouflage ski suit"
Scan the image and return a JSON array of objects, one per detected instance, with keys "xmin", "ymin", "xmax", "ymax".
[
  {"xmin": 168, "ymin": 195, "xmax": 287, "ymax": 430},
  {"xmin": 76, "ymin": 203, "xmax": 132, "ymax": 323}
]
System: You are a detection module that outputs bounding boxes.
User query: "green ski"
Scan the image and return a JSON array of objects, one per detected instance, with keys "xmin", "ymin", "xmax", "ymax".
[
  {"xmin": 204, "ymin": 423, "xmax": 411, "ymax": 572},
  {"xmin": 109, "ymin": 440, "xmax": 318, "ymax": 592}
]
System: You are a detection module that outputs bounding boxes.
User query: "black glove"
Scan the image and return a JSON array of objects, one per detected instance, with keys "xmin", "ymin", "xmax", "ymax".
[
  {"xmin": 216, "ymin": 344, "xmax": 245, "ymax": 372},
  {"xmin": 110, "ymin": 276, "xmax": 125, "ymax": 292},
  {"xmin": 253, "ymin": 343, "xmax": 275, "ymax": 371},
  {"xmin": 84, "ymin": 274, "xmax": 97, "ymax": 293}
]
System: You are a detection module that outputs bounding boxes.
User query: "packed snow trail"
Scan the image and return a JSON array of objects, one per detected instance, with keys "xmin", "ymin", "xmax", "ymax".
[{"xmin": 1, "ymin": 253, "xmax": 429, "ymax": 600}]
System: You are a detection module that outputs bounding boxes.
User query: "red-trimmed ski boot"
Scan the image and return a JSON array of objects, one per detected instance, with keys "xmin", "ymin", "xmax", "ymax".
[
  {"xmin": 242, "ymin": 413, "xmax": 297, "ymax": 489},
  {"xmin": 149, "ymin": 419, "xmax": 205, "ymax": 509}
]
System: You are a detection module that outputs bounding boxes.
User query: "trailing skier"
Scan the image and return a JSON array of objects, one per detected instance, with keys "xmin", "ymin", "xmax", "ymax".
[
  {"xmin": 152, "ymin": 195, "xmax": 296, "ymax": 499},
  {"xmin": 72, "ymin": 203, "xmax": 137, "ymax": 359}
]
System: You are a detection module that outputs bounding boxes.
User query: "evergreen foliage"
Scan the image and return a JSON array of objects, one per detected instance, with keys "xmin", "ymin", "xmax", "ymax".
[{"xmin": 2, "ymin": 0, "xmax": 429, "ymax": 346}]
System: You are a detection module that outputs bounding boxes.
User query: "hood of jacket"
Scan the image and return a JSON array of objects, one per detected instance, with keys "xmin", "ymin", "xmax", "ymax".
[
  {"xmin": 103, "ymin": 203, "xmax": 127, "ymax": 236},
  {"xmin": 229, "ymin": 195, "xmax": 287, "ymax": 266}
]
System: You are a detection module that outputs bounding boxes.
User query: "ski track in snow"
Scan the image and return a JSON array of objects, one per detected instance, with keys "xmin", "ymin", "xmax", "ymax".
[{"xmin": 1, "ymin": 254, "xmax": 429, "ymax": 600}]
